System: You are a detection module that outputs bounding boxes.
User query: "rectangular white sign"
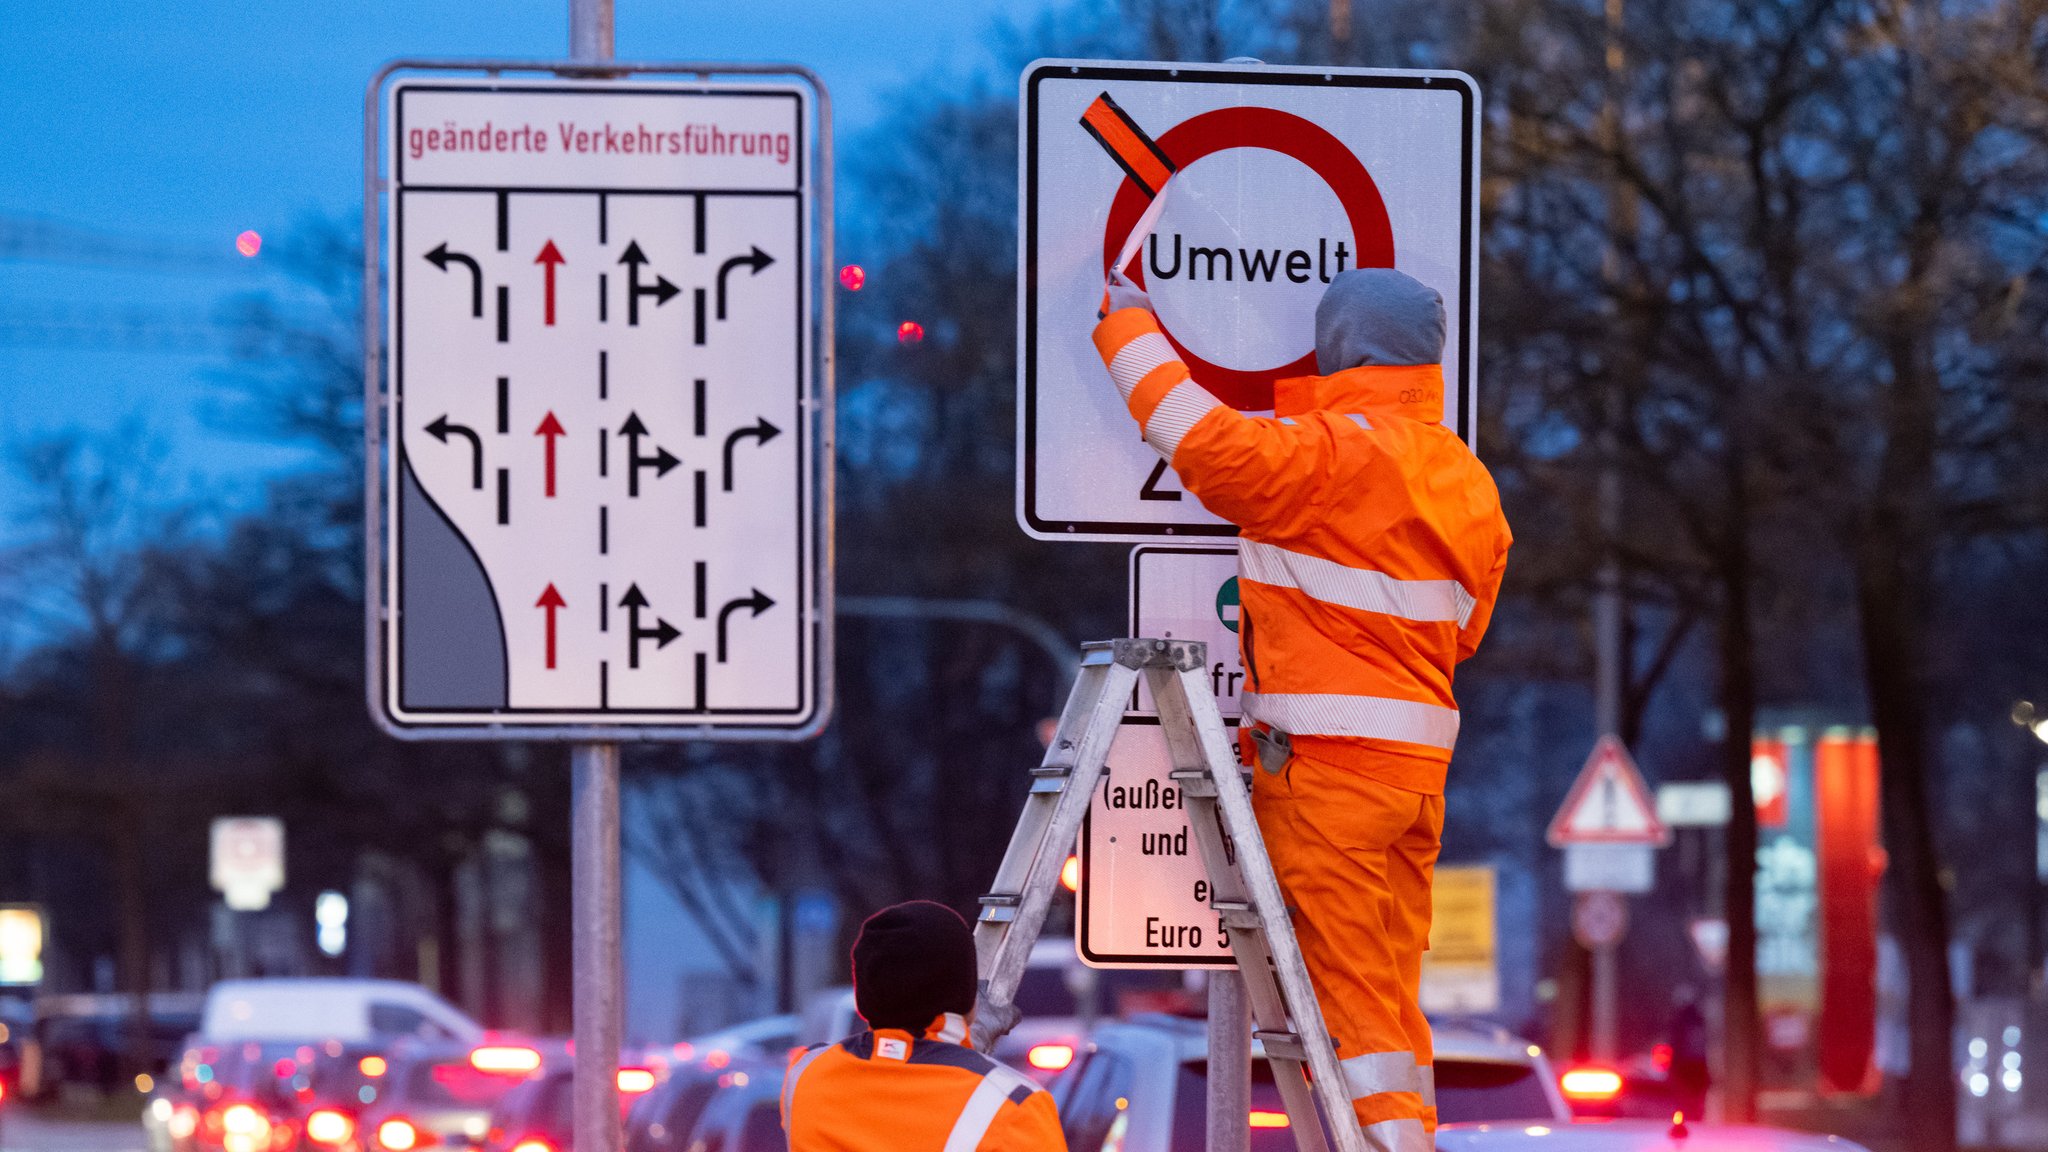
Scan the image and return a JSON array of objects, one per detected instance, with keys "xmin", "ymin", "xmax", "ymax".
[
  {"xmin": 1563, "ymin": 843, "xmax": 1655, "ymax": 894},
  {"xmin": 1078, "ymin": 721, "xmax": 1236, "ymax": 968},
  {"xmin": 372, "ymin": 76, "xmax": 828, "ymax": 737},
  {"xmin": 1018, "ymin": 60, "xmax": 1479, "ymax": 541},
  {"xmin": 1128, "ymin": 545, "xmax": 1242, "ymax": 718}
]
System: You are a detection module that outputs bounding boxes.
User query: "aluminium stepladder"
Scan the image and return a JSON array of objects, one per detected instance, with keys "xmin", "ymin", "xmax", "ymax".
[{"xmin": 968, "ymin": 638, "xmax": 1370, "ymax": 1152}]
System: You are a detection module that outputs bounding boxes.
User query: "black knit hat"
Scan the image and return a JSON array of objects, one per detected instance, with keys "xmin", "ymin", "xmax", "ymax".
[{"xmin": 851, "ymin": 901, "xmax": 978, "ymax": 1033}]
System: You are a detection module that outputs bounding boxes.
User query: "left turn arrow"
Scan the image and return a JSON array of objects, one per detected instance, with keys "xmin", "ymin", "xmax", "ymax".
[
  {"xmin": 426, "ymin": 415, "xmax": 484, "ymax": 489},
  {"xmin": 425, "ymin": 243, "xmax": 484, "ymax": 318}
]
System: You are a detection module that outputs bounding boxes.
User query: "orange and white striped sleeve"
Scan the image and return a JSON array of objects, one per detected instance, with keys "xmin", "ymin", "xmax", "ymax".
[{"xmin": 1090, "ymin": 306, "xmax": 1231, "ymax": 462}]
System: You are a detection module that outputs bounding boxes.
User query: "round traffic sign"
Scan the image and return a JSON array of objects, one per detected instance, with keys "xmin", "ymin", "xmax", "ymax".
[
  {"xmin": 1572, "ymin": 891, "xmax": 1628, "ymax": 949},
  {"xmin": 1101, "ymin": 105, "xmax": 1395, "ymax": 411},
  {"xmin": 1215, "ymin": 576, "xmax": 1241, "ymax": 634}
]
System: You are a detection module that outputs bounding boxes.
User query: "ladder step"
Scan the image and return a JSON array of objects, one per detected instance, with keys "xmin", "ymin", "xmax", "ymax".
[
  {"xmin": 1168, "ymin": 769, "xmax": 1217, "ymax": 797},
  {"xmin": 1028, "ymin": 777, "xmax": 1067, "ymax": 795},
  {"xmin": 1211, "ymin": 904, "xmax": 1263, "ymax": 932},
  {"xmin": 979, "ymin": 893, "xmax": 1019, "ymax": 907},
  {"xmin": 1254, "ymin": 1030, "xmax": 1309, "ymax": 1062}
]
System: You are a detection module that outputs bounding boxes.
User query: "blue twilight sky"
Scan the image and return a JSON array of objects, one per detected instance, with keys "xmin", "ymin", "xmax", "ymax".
[{"xmin": 0, "ymin": 0, "xmax": 1052, "ymax": 522}]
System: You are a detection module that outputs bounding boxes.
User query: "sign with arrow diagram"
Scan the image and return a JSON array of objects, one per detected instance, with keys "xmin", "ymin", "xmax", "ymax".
[{"xmin": 371, "ymin": 75, "xmax": 830, "ymax": 738}]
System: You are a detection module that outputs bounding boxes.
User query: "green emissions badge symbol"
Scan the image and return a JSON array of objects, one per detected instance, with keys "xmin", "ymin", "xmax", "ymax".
[{"xmin": 1216, "ymin": 577, "xmax": 1241, "ymax": 634}]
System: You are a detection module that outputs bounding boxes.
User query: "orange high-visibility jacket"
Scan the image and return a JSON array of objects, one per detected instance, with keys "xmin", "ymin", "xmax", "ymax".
[
  {"xmin": 781, "ymin": 1017, "xmax": 1065, "ymax": 1152},
  {"xmin": 1093, "ymin": 307, "xmax": 1510, "ymax": 795}
]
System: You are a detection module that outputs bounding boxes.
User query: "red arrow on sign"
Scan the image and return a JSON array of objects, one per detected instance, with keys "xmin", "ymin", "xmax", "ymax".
[
  {"xmin": 1547, "ymin": 735, "xmax": 1670, "ymax": 847},
  {"xmin": 535, "ymin": 240, "xmax": 565, "ymax": 326},
  {"xmin": 534, "ymin": 411, "xmax": 566, "ymax": 497},
  {"xmin": 535, "ymin": 583, "xmax": 566, "ymax": 669}
]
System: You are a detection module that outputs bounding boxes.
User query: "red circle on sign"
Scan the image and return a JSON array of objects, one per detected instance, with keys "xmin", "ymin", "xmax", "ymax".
[{"xmin": 1103, "ymin": 106, "xmax": 1394, "ymax": 411}]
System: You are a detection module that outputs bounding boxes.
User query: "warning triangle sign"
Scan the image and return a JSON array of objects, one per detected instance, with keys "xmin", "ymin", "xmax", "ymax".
[{"xmin": 1547, "ymin": 735, "xmax": 1671, "ymax": 847}]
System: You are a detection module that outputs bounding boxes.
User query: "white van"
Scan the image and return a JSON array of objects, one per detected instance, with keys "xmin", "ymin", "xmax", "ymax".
[{"xmin": 199, "ymin": 979, "xmax": 481, "ymax": 1044}]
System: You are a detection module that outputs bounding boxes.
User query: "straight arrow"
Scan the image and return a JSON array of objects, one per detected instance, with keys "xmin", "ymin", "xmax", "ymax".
[
  {"xmin": 715, "ymin": 246, "xmax": 774, "ymax": 320},
  {"xmin": 425, "ymin": 414, "xmax": 484, "ymax": 489},
  {"xmin": 721, "ymin": 417, "xmax": 782, "ymax": 491},
  {"xmin": 425, "ymin": 242, "xmax": 483, "ymax": 317},
  {"xmin": 716, "ymin": 588, "xmax": 775, "ymax": 663},
  {"xmin": 535, "ymin": 584, "xmax": 566, "ymax": 669},
  {"xmin": 535, "ymin": 411, "xmax": 565, "ymax": 497},
  {"xmin": 535, "ymin": 240, "xmax": 565, "ymax": 326}
]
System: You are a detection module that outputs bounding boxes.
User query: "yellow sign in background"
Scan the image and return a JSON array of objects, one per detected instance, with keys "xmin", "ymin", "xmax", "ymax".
[{"xmin": 1421, "ymin": 865, "xmax": 1498, "ymax": 1014}]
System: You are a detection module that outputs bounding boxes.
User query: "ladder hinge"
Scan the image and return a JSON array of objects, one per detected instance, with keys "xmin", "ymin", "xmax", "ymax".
[{"xmin": 1254, "ymin": 1030, "xmax": 1309, "ymax": 1062}]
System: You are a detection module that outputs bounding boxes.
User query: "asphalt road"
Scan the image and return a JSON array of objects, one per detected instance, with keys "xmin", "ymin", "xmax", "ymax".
[{"xmin": 0, "ymin": 1113, "xmax": 148, "ymax": 1152}]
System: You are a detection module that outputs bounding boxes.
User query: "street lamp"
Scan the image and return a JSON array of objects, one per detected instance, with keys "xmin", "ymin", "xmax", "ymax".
[{"xmin": 2014, "ymin": 701, "xmax": 2048, "ymax": 745}]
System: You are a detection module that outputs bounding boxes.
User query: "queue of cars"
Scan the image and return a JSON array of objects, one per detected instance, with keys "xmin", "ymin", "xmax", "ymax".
[{"xmin": 52, "ymin": 970, "xmax": 1869, "ymax": 1152}]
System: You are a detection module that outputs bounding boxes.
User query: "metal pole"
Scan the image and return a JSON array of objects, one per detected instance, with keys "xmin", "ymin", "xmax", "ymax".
[
  {"xmin": 563, "ymin": 5, "xmax": 620, "ymax": 1148},
  {"xmin": 1207, "ymin": 972, "xmax": 1251, "ymax": 1152},
  {"xmin": 572, "ymin": 742, "xmax": 623, "ymax": 1152},
  {"xmin": 1588, "ymin": 0, "xmax": 1627, "ymax": 1068}
]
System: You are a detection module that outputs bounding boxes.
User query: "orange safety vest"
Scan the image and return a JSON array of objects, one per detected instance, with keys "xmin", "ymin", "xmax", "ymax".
[
  {"xmin": 781, "ymin": 1014, "xmax": 1065, "ymax": 1152},
  {"xmin": 1092, "ymin": 307, "xmax": 1511, "ymax": 795}
]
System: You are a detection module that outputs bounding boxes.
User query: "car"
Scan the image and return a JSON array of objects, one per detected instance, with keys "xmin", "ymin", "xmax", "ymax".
[
  {"xmin": 201, "ymin": 981, "xmax": 481, "ymax": 1047},
  {"xmin": 655, "ymin": 1014, "xmax": 799, "ymax": 1073},
  {"xmin": 357, "ymin": 1041, "xmax": 551, "ymax": 1152},
  {"xmin": 181, "ymin": 1039, "xmax": 333, "ymax": 1152},
  {"xmin": 477, "ymin": 1044, "xmax": 662, "ymax": 1152},
  {"xmin": 1433, "ymin": 1118, "xmax": 1874, "ymax": 1150},
  {"xmin": 666, "ymin": 1062, "xmax": 784, "ymax": 1152},
  {"xmin": 19, "ymin": 991, "xmax": 205, "ymax": 1100},
  {"xmin": 1049, "ymin": 1014, "xmax": 1568, "ymax": 1152}
]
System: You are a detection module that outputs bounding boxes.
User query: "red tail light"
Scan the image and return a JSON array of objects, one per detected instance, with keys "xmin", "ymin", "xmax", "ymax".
[
  {"xmin": 376, "ymin": 1117, "xmax": 426, "ymax": 1150},
  {"xmin": 305, "ymin": 1108, "xmax": 355, "ymax": 1146},
  {"xmin": 1026, "ymin": 1044, "xmax": 1075, "ymax": 1072},
  {"xmin": 511, "ymin": 1141, "xmax": 555, "ymax": 1152},
  {"xmin": 1560, "ymin": 1066, "xmax": 1625, "ymax": 1101},
  {"xmin": 470, "ymin": 1045, "xmax": 543, "ymax": 1074}
]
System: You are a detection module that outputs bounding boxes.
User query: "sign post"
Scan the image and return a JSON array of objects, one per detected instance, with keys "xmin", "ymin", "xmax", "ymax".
[
  {"xmin": 1548, "ymin": 736, "xmax": 1669, "ymax": 1060},
  {"xmin": 365, "ymin": 13, "xmax": 831, "ymax": 1152}
]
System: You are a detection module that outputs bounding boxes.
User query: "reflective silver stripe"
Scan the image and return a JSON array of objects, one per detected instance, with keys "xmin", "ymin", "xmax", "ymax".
[
  {"xmin": 1240, "ymin": 539, "xmax": 1477, "ymax": 627},
  {"xmin": 941, "ymin": 1066, "xmax": 1033, "ymax": 1152},
  {"xmin": 1342, "ymin": 1051, "xmax": 1421, "ymax": 1098},
  {"xmin": 1107, "ymin": 333, "xmax": 1179, "ymax": 400},
  {"xmin": 932, "ymin": 1012, "xmax": 967, "ymax": 1044},
  {"xmin": 1278, "ymin": 416, "xmax": 1299, "ymax": 426},
  {"xmin": 1345, "ymin": 413, "xmax": 1374, "ymax": 430},
  {"xmin": 1418, "ymin": 1064, "xmax": 1436, "ymax": 1108},
  {"xmin": 780, "ymin": 1045, "xmax": 829, "ymax": 1124},
  {"xmin": 1361, "ymin": 1116, "xmax": 1431, "ymax": 1152},
  {"xmin": 1143, "ymin": 380, "xmax": 1225, "ymax": 460},
  {"xmin": 1241, "ymin": 691, "xmax": 1460, "ymax": 751}
]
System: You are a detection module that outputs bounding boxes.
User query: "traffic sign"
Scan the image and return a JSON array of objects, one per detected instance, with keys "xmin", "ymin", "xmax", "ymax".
[
  {"xmin": 211, "ymin": 817, "xmax": 286, "ymax": 912},
  {"xmin": 1572, "ymin": 891, "xmax": 1628, "ymax": 949},
  {"xmin": 367, "ymin": 74, "xmax": 831, "ymax": 738},
  {"xmin": 1077, "ymin": 720, "xmax": 1235, "ymax": 968},
  {"xmin": 1018, "ymin": 59, "xmax": 1480, "ymax": 541},
  {"xmin": 1562, "ymin": 843, "xmax": 1655, "ymax": 894},
  {"xmin": 1420, "ymin": 866, "xmax": 1499, "ymax": 1015},
  {"xmin": 1128, "ymin": 546, "xmax": 1242, "ymax": 718},
  {"xmin": 1547, "ymin": 735, "xmax": 1670, "ymax": 847}
]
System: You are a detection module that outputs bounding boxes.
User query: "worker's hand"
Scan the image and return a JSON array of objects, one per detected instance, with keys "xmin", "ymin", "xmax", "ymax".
[{"xmin": 1100, "ymin": 267, "xmax": 1153, "ymax": 318}]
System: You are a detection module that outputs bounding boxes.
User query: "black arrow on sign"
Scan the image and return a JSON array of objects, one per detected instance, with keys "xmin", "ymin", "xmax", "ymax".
[
  {"xmin": 424, "ymin": 243, "xmax": 484, "ymax": 317},
  {"xmin": 618, "ymin": 584, "xmax": 681, "ymax": 669},
  {"xmin": 617, "ymin": 240, "xmax": 680, "ymax": 326},
  {"xmin": 715, "ymin": 246, "xmax": 774, "ymax": 320},
  {"xmin": 716, "ymin": 588, "xmax": 775, "ymax": 663},
  {"xmin": 617, "ymin": 412, "xmax": 681, "ymax": 497},
  {"xmin": 721, "ymin": 418, "xmax": 782, "ymax": 491},
  {"xmin": 426, "ymin": 414, "xmax": 484, "ymax": 489}
]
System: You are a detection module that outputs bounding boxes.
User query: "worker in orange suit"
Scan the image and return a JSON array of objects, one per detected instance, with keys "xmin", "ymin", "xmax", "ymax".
[
  {"xmin": 1092, "ymin": 266, "xmax": 1511, "ymax": 1151},
  {"xmin": 782, "ymin": 900, "xmax": 1066, "ymax": 1152}
]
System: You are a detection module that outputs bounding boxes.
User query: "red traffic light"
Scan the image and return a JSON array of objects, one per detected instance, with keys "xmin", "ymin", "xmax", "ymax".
[
  {"xmin": 897, "ymin": 321, "xmax": 924, "ymax": 344},
  {"xmin": 839, "ymin": 264, "xmax": 866, "ymax": 291}
]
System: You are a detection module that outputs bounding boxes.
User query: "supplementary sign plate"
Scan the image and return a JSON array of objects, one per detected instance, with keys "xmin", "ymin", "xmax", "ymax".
[
  {"xmin": 1128, "ymin": 545, "xmax": 1242, "ymax": 718},
  {"xmin": 367, "ymin": 69, "xmax": 830, "ymax": 738},
  {"xmin": 1019, "ymin": 59, "xmax": 1479, "ymax": 541}
]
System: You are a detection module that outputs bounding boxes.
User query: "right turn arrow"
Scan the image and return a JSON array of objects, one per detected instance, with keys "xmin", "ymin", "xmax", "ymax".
[
  {"xmin": 721, "ymin": 417, "xmax": 781, "ymax": 491},
  {"xmin": 716, "ymin": 588, "xmax": 775, "ymax": 663}
]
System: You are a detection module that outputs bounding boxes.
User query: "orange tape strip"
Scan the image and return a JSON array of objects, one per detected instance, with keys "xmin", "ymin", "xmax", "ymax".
[{"xmin": 1080, "ymin": 93, "xmax": 1175, "ymax": 198}]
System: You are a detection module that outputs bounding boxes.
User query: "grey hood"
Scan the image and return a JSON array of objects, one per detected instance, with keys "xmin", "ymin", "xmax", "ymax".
[{"xmin": 1314, "ymin": 268, "xmax": 1446, "ymax": 375}]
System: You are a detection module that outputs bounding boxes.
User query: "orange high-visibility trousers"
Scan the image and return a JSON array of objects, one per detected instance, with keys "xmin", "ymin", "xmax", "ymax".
[{"xmin": 1254, "ymin": 750, "xmax": 1442, "ymax": 1152}]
